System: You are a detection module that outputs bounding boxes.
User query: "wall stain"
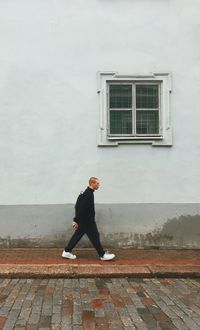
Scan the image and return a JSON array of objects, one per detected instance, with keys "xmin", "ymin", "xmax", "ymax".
[
  {"xmin": 0, "ymin": 214, "xmax": 200, "ymax": 248},
  {"xmin": 96, "ymin": 215, "xmax": 200, "ymax": 248}
]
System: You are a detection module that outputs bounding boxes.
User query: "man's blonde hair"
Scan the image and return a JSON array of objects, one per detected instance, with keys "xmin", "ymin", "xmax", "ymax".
[{"xmin": 89, "ymin": 177, "xmax": 99, "ymax": 185}]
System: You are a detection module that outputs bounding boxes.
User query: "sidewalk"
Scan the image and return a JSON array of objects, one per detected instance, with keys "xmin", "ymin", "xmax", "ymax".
[{"xmin": 0, "ymin": 248, "xmax": 200, "ymax": 278}]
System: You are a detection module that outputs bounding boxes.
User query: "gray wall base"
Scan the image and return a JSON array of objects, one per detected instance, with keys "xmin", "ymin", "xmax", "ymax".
[{"xmin": 0, "ymin": 204, "xmax": 200, "ymax": 248}]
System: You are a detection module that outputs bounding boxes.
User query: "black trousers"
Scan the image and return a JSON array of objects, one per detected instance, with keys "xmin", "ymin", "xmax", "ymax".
[{"xmin": 65, "ymin": 221, "xmax": 105, "ymax": 257}]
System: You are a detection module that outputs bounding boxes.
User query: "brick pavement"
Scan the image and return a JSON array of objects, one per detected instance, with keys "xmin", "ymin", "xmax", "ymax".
[
  {"xmin": 1, "ymin": 277, "xmax": 200, "ymax": 329},
  {"xmin": 0, "ymin": 248, "xmax": 200, "ymax": 278}
]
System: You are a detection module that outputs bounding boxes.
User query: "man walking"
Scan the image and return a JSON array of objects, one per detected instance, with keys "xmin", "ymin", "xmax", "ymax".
[{"xmin": 62, "ymin": 177, "xmax": 115, "ymax": 261}]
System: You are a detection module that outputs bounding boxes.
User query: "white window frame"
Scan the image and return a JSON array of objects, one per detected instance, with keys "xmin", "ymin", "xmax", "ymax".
[{"xmin": 97, "ymin": 71, "xmax": 172, "ymax": 147}]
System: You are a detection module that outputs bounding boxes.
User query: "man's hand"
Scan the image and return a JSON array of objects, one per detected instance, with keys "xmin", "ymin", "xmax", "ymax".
[{"xmin": 72, "ymin": 220, "xmax": 78, "ymax": 230}]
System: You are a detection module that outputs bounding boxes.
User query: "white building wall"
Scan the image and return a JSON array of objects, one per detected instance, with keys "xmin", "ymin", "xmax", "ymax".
[{"xmin": 0, "ymin": 0, "xmax": 200, "ymax": 247}]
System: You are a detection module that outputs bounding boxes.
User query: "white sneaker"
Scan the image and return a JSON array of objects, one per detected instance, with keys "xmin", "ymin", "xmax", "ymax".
[
  {"xmin": 100, "ymin": 253, "xmax": 115, "ymax": 261},
  {"xmin": 62, "ymin": 251, "xmax": 76, "ymax": 259}
]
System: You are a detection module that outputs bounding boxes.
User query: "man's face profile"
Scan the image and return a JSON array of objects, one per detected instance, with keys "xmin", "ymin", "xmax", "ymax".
[{"xmin": 91, "ymin": 179, "xmax": 100, "ymax": 190}]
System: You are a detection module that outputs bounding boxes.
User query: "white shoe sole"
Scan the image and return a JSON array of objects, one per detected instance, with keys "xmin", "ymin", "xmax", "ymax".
[
  {"xmin": 62, "ymin": 252, "xmax": 76, "ymax": 260},
  {"xmin": 100, "ymin": 254, "xmax": 115, "ymax": 261}
]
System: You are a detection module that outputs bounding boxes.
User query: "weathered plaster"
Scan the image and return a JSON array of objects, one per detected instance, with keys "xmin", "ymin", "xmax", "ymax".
[{"xmin": 0, "ymin": 204, "xmax": 200, "ymax": 248}]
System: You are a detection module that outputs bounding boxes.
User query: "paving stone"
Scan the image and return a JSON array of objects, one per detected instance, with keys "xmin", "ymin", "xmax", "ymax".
[
  {"xmin": 41, "ymin": 307, "xmax": 52, "ymax": 316},
  {"xmin": 95, "ymin": 316, "xmax": 109, "ymax": 329},
  {"xmin": 160, "ymin": 294, "xmax": 175, "ymax": 306},
  {"xmin": 108, "ymin": 325, "xmax": 124, "ymax": 330},
  {"xmin": 126, "ymin": 304, "xmax": 147, "ymax": 325},
  {"xmin": 26, "ymin": 325, "xmax": 38, "ymax": 330},
  {"xmin": 95, "ymin": 279, "xmax": 109, "ymax": 291},
  {"xmin": 94, "ymin": 308, "xmax": 105, "ymax": 317},
  {"xmin": 3, "ymin": 309, "xmax": 20, "ymax": 330},
  {"xmin": 153, "ymin": 312, "xmax": 170, "ymax": 322},
  {"xmin": 0, "ymin": 277, "xmax": 200, "ymax": 329},
  {"xmin": 0, "ymin": 315, "xmax": 7, "ymax": 328},
  {"xmin": 28, "ymin": 312, "xmax": 41, "ymax": 324},
  {"xmin": 73, "ymin": 312, "xmax": 82, "ymax": 325},
  {"xmin": 158, "ymin": 321, "xmax": 177, "ymax": 330},
  {"xmin": 146, "ymin": 305, "xmax": 161, "ymax": 314},
  {"xmin": 111, "ymin": 293, "xmax": 125, "ymax": 307},
  {"xmin": 82, "ymin": 310, "xmax": 95, "ymax": 329},
  {"xmin": 148, "ymin": 298, "xmax": 178, "ymax": 319},
  {"xmin": 15, "ymin": 318, "xmax": 27, "ymax": 327},
  {"xmin": 0, "ymin": 280, "xmax": 11, "ymax": 288},
  {"xmin": 192, "ymin": 317, "xmax": 200, "ymax": 327},
  {"xmin": 72, "ymin": 326, "xmax": 83, "ymax": 330},
  {"xmin": 22, "ymin": 299, "xmax": 32, "ymax": 308},
  {"xmin": 83, "ymin": 302, "xmax": 93, "ymax": 311},
  {"xmin": 118, "ymin": 307, "xmax": 134, "ymax": 327},
  {"xmin": 18, "ymin": 307, "xmax": 31, "ymax": 320},
  {"xmin": 33, "ymin": 296, "xmax": 43, "ymax": 306},
  {"xmin": 139, "ymin": 313, "xmax": 158, "ymax": 329},
  {"xmin": 129, "ymin": 292, "xmax": 145, "ymax": 308},
  {"xmin": 61, "ymin": 315, "xmax": 72, "ymax": 327},
  {"xmin": 51, "ymin": 324, "xmax": 61, "ymax": 330},
  {"xmin": 38, "ymin": 315, "xmax": 51, "ymax": 328},
  {"xmin": 171, "ymin": 316, "xmax": 192, "ymax": 329},
  {"xmin": 181, "ymin": 315, "xmax": 200, "ymax": 330},
  {"xmin": 52, "ymin": 304, "xmax": 61, "ymax": 314},
  {"xmin": 30, "ymin": 305, "xmax": 42, "ymax": 314},
  {"xmin": 51, "ymin": 313, "xmax": 61, "ymax": 324}
]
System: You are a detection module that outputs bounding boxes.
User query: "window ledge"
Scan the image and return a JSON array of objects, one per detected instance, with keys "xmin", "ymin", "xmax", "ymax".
[{"xmin": 108, "ymin": 136, "xmax": 163, "ymax": 140}]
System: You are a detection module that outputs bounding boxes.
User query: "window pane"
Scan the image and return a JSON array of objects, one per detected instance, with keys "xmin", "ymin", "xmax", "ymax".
[
  {"xmin": 109, "ymin": 85, "xmax": 132, "ymax": 108},
  {"xmin": 110, "ymin": 110, "xmax": 132, "ymax": 134},
  {"xmin": 136, "ymin": 110, "xmax": 159, "ymax": 134},
  {"xmin": 136, "ymin": 85, "xmax": 158, "ymax": 109}
]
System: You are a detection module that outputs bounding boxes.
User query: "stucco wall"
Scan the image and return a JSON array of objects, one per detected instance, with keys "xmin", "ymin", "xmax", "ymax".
[
  {"xmin": 0, "ymin": 0, "xmax": 200, "ymax": 247},
  {"xmin": 0, "ymin": 204, "xmax": 200, "ymax": 248}
]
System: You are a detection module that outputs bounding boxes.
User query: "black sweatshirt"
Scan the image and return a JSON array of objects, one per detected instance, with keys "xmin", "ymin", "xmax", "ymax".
[{"xmin": 73, "ymin": 187, "xmax": 95, "ymax": 224}]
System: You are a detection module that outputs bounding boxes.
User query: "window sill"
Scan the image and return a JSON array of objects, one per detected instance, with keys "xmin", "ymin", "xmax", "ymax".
[
  {"xmin": 98, "ymin": 127, "xmax": 172, "ymax": 147},
  {"xmin": 108, "ymin": 135, "xmax": 163, "ymax": 140}
]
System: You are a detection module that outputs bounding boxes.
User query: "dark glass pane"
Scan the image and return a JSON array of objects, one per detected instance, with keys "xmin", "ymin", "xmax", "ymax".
[
  {"xmin": 136, "ymin": 110, "xmax": 159, "ymax": 134},
  {"xmin": 110, "ymin": 110, "xmax": 132, "ymax": 134},
  {"xmin": 136, "ymin": 85, "xmax": 158, "ymax": 109},
  {"xmin": 109, "ymin": 85, "xmax": 132, "ymax": 108}
]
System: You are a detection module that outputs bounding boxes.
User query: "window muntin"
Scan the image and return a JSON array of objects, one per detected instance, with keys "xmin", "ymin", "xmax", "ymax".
[{"xmin": 108, "ymin": 82, "xmax": 160, "ymax": 136}]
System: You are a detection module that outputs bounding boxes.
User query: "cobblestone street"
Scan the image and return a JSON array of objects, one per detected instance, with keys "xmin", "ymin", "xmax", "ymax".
[{"xmin": 0, "ymin": 278, "xmax": 200, "ymax": 329}]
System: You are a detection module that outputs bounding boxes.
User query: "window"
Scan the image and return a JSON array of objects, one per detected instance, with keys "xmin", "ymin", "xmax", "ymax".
[
  {"xmin": 98, "ymin": 72, "xmax": 172, "ymax": 147},
  {"xmin": 109, "ymin": 83, "xmax": 160, "ymax": 136}
]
